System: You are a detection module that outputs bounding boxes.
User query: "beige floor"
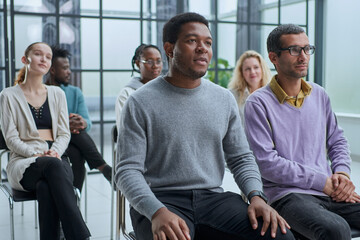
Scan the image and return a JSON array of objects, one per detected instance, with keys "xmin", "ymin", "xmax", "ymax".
[{"xmin": 1, "ymin": 161, "xmax": 360, "ymax": 240}]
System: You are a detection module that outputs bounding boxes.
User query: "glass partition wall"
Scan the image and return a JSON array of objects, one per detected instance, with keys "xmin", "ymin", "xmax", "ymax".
[
  {"xmin": 1, "ymin": 0, "xmax": 314, "ymax": 161},
  {"xmin": 0, "ymin": 0, "xmax": 8, "ymax": 90}
]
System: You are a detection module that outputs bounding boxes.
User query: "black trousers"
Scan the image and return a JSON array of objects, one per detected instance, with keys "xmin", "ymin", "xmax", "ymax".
[
  {"xmin": 130, "ymin": 190, "xmax": 295, "ymax": 240},
  {"xmin": 66, "ymin": 130, "xmax": 106, "ymax": 191},
  {"xmin": 20, "ymin": 156, "xmax": 90, "ymax": 240},
  {"xmin": 272, "ymin": 193, "xmax": 360, "ymax": 240}
]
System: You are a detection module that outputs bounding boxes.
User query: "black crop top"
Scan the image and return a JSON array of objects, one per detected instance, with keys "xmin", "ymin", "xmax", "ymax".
[{"xmin": 28, "ymin": 98, "xmax": 52, "ymax": 129}]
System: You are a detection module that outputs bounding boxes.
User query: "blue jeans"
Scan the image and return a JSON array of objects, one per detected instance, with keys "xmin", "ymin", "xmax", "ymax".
[
  {"xmin": 271, "ymin": 193, "xmax": 360, "ymax": 240},
  {"xmin": 130, "ymin": 190, "xmax": 295, "ymax": 240}
]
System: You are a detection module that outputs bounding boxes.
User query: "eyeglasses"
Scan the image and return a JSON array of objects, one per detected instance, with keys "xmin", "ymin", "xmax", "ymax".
[
  {"xmin": 279, "ymin": 45, "xmax": 315, "ymax": 56},
  {"xmin": 140, "ymin": 59, "xmax": 163, "ymax": 66}
]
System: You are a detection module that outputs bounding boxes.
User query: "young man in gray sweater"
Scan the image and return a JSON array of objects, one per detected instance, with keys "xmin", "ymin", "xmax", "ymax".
[{"xmin": 115, "ymin": 12, "xmax": 294, "ymax": 240}]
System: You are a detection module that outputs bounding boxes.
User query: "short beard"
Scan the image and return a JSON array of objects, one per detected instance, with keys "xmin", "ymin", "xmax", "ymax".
[
  {"xmin": 172, "ymin": 54, "xmax": 207, "ymax": 80},
  {"xmin": 186, "ymin": 68, "xmax": 207, "ymax": 80},
  {"xmin": 296, "ymin": 69, "xmax": 308, "ymax": 79},
  {"xmin": 54, "ymin": 77, "xmax": 69, "ymax": 86}
]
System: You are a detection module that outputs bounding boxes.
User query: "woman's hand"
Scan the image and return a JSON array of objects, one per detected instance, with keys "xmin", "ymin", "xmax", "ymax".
[{"xmin": 42, "ymin": 149, "xmax": 60, "ymax": 159}]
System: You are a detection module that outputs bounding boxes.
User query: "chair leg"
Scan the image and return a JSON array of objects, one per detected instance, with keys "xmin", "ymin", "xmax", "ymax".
[
  {"xmin": 21, "ymin": 201, "xmax": 24, "ymax": 216},
  {"xmin": 115, "ymin": 190, "xmax": 120, "ymax": 240},
  {"xmin": 111, "ymin": 184, "xmax": 114, "ymax": 240},
  {"xmin": 35, "ymin": 201, "xmax": 38, "ymax": 229},
  {"xmin": 110, "ymin": 154, "xmax": 116, "ymax": 239},
  {"xmin": 120, "ymin": 193, "xmax": 135, "ymax": 240},
  {"xmin": 121, "ymin": 193, "xmax": 127, "ymax": 237},
  {"xmin": 74, "ymin": 187, "xmax": 81, "ymax": 207},
  {"xmin": 84, "ymin": 170, "xmax": 88, "ymax": 222},
  {"xmin": 9, "ymin": 195, "xmax": 14, "ymax": 240},
  {"xmin": 111, "ymin": 137, "xmax": 116, "ymax": 240}
]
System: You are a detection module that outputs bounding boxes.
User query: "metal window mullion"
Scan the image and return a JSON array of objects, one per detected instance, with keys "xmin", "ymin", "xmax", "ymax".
[
  {"xmin": 305, "ymin": 0, "xmax": 309, "ymax": 34},
  {"xmin": 212, "ymin": 0, "xmax": 218, "ymax": 84},
  {"xmin": 99, "ymin": 0, "xmax": 104, "ymax": 155},
  {"xmin": 56, "ymin": 0, "xmax": 60, "ymax": 45},
  {"xmin": 278, "ymin": 0, "xmax": 281, "ymax": 24},
  {"xmin": 10, "ymin": 0, "xmax": 15, "ymax": 85},
  {"xmin": 4, "ymin": 0, "xmax": 9, "ymax": 87},
  {"xmin": 305, "ymin": 0, "xmax": 310, "ymax": 82},
  {"xmin": 140, "ymin": 0, "xmax": 143, "ymax": 43},
  {"xmin": 314, "ymin": 0, "xmax": 324, "ymax": 86},
  {"xmin": 247, "ymin": 0, "xmax": 251, "ymax": 50}
]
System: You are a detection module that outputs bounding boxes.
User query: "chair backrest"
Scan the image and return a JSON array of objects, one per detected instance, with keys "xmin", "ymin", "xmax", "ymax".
[
  {"xmin": 0, "ymin": 129, "xmax": 8, "ymax": 150},
  {"xmin": 0, "ymin": 129, "xmax": 9, "ymax": 183},
  {"xmin": 351, "ymin": 227, "xmax": 360, "ymax": 238},
  {"xmin": 112, "ymin": 125, "xmax": 118, "ymax": 144},
  {"xmin": 1, "ymin": 181, "xmax": 37, "ymax": 201},
  {"xmin": 0, "ymin": 129, "xmax": 37, "ymax": 207},
  {"xmin": 293, "ymin": 227, "xmax": 360, "ymax": 239}
]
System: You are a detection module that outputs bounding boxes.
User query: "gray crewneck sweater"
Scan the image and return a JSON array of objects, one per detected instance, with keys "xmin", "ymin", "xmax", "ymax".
[{"xmin": 115, "ymin": 76, "xmax": 263, "ymax": 220}]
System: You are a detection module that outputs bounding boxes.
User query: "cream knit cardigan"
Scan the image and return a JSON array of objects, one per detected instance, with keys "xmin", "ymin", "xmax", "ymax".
[{"xmin": 0, "ymin": 84, "xmax": 70, "ymax": 191}]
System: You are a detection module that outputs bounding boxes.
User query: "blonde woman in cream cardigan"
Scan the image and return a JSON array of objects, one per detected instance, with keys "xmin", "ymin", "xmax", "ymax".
[{"xmin": 0, "ymin": 42, "xmax": 90, "ymax": 240}]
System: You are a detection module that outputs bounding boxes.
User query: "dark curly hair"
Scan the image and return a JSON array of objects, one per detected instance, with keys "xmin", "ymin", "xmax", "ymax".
[
  {"xmin": 51, "ymin": 45, "xmax": 71, "ymax": 64},
  {"xmin": 267, "ymin": 24, "xmax": 305, "ymax": 56},
  {"xmin": 162, "ymin": 12, "xmax": 209, "ymax": 45}
]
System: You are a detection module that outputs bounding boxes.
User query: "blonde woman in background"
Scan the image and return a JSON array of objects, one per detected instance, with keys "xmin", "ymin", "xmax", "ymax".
[{"xmin": 228, "ymin": 50, "xmax": 271, "ymax": 124}]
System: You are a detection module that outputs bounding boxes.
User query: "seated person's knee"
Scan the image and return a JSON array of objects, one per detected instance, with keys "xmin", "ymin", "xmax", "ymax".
[{"xmin": 318, "ymin": 219, "xmax": 351, "ymax": 240}]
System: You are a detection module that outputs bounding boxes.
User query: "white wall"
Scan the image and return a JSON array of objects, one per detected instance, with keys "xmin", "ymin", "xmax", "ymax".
[
  {"xmin": 325, "ymin": 0, "xmax": 360, "ymax": 162},
  {"xmin": 324, "ymin": 0, "xmax": 360, "ymax": 114},
  {"xmin": 336, "ymin": 114, "xmax": 360, "ymax": 161}
]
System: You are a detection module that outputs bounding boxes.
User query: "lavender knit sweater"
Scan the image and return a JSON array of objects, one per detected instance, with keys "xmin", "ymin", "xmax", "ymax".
[{"xmin": 244, "ymin": 82, "xmax": 351, "ymax": 204}]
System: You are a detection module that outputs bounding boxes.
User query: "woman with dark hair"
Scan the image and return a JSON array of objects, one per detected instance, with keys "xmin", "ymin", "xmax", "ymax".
[
  {"xmin": 115, "ymin": 43, "xmax": 163, "ymax": 128},
  {"xmin": 0, "ymin": 42, "xmax": 90, "ymax": 240}
]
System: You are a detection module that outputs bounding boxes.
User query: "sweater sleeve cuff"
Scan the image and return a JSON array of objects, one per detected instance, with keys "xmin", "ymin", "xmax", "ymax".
[
  {"xmin": 241, "ymin": 181, "xmax": 263, "ymax": 198},
  {"xmin": 25, "ymin": 148, "xmax": 36, "ymax": 158},
  {"xmin": 141, "ymin": 199, "xmax": 166, "ymax": 221},
  {"xmin": 311, "ymin": 172, "xmax": 328, "ymax": 192},
  {"xmin": 336, "ymin": 171, "xmax": 350, "ymax": 179},
  {"xmin": 333, "ymin": 165, "xmax": 351, "ymax": 178}
]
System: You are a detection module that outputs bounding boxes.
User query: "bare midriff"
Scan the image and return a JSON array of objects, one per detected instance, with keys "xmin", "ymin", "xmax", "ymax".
[{"xmin": 38, "ymin": 129, "xmax": 54, "ymax": 141}]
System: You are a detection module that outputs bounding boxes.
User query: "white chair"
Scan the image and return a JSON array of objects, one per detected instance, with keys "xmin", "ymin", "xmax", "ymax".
[
  {"xmin": 0, "ymin": 129, "xmax": 38, "ymax": 240},
  {"xmin": 0, "ymin": 129, "xmax": 81, "ymax": 240},
  {"xmin": 111, "ymin": 125, "xmax": 136, "ymax": 240}
]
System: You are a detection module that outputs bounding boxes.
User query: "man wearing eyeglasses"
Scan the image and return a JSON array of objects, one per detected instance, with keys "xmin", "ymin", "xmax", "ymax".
[{"xmin": 244, "ymin": 24, "xmax": 360, "ymax": 240}]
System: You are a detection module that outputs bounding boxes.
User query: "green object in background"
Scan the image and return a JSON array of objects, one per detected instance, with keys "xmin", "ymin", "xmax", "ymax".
[{"xmin": 206, "ymin": 58, "xmax": 233, "ymax": 88}]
